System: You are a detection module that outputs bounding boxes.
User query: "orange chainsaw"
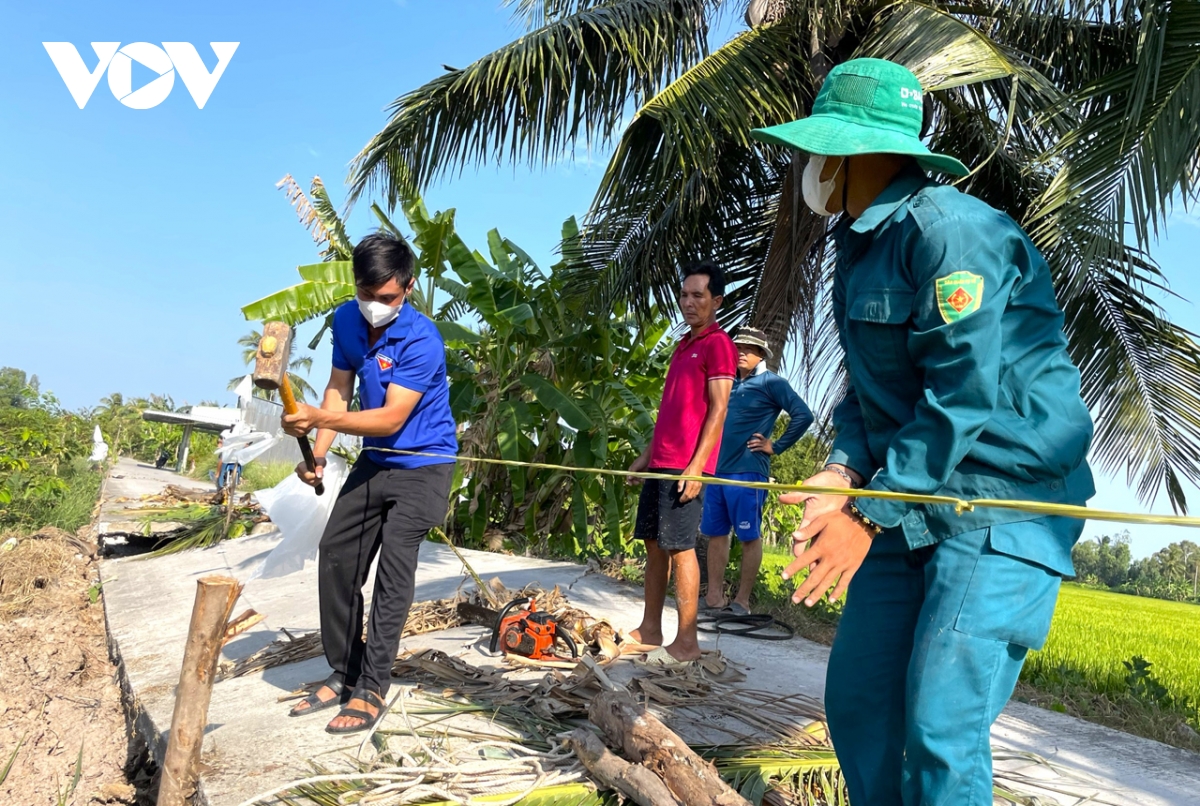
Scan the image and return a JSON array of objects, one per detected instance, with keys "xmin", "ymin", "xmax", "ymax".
[{"xmin": 466, "ymin": 597, "xmax": 578, "ymax": 661}]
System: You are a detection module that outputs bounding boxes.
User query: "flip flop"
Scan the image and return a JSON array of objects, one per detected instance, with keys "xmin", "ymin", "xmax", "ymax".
[
  {"xmin": 616, "ymin": 630, "xmax": 662, "ymax": 655},
  {"xmin": 325, "ymin": 687, "xmax": 385, "ymax": 735},
  {"xmin": 721, "ymin": 602, "xmax": 752, "ymax": 617},
  {"xmin": 635, "ymin": 646, "xmax": 698, "ymax": 668},
  {"xmin": 696, "ymin": 597, "xmax": 720, "ymax": 618},
  {"xmin": 619, "ymin": 640, "xmax": 661, "ymax": 655},
  {"xmin": 288, "ymin": 678, "xmax": 348, "ymax": 717}
]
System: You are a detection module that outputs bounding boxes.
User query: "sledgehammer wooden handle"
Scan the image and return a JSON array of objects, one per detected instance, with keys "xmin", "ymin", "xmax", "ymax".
[{"xmin": 278, "ymin": 376, "xmax": 325, "ymax": 496}]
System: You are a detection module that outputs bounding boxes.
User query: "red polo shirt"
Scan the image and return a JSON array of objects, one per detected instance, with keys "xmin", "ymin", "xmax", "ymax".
[{"xmin": 648, "ymin": 321, "xmax": 738, "ymax": 474}]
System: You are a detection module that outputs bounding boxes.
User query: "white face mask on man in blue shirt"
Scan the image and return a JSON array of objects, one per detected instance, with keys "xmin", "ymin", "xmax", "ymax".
[{"xmin": 358, "ymin": 297, "xmax": 402, "ymax": 328}]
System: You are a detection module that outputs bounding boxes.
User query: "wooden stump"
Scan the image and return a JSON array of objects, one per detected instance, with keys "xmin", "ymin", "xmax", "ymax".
[
  {"xmin": 588, "ymin": 690, "xmax": 751, "ymax": 806},
  {"xmin": 156, "ymin": 575, "xmax": 242, "ymax": 806},
  {"xmin": 570, "ymin": 728, "xmax": 682, "ymax": 806}
]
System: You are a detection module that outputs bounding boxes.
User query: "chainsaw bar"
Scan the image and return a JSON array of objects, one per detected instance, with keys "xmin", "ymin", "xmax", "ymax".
[{"xmin": 456, "ymin": 602, "xmax": 501, "ymax": 629}]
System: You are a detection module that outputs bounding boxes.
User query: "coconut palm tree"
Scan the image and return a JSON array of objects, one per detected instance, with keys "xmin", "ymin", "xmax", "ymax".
[
  {"xmin": 227, "ymin": 330, "xmax": 317, "ymax": 403},
  {"xmin": 346, "ymin": 0, "xmax": 1200, "ymax": 511}
]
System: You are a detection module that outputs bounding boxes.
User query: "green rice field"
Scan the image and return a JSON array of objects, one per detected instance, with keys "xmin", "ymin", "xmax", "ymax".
[{"xmin": 1024, "ymin": 584, "xmax": 1200, "ymax": 710}]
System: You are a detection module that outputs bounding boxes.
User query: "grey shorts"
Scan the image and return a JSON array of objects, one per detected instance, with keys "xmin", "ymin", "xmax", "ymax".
[{"xmin": 633, "ymin": 468, "xmax": 705, "ymax": 552}]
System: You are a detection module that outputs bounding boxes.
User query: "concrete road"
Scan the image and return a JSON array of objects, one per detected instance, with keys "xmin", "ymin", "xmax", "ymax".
[{"xmin": 97, "ymin": 463, "xmax": 1200, "ymax": 805}]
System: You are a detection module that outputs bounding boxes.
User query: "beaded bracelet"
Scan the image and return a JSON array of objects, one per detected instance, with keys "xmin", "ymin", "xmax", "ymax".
[{"xmin": 847, "ymin": 502, "xmax": 884, "ymax": 536}]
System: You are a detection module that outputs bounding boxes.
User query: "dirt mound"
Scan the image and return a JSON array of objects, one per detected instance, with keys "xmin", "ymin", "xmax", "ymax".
[{"xmin": 0, "ymin": 529, "xmax": 152, "ymax": 805}]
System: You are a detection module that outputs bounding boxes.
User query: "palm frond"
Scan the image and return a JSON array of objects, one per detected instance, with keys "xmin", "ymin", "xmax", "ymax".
[
  {"xmin": 1028, "ymin": 0, "xmax": 1200, "ymax": 253},
  {"xmin": 858, "ymin": 1, "xmax": 1035, "ymax": 93},
  {"xmin": 504, "ymin": 0, "xmax": 607, "ymax": 30},
  {"xmin": 348, "ymin": 0, "xmax": 719, "ymax": 206},
  {"xmin": 575, "ymin": 22, "xmax": 810, "ymax": 318},
  {"xmin": 1057, "ymin": 239, "xmax": 1200, "ymax": 513}
]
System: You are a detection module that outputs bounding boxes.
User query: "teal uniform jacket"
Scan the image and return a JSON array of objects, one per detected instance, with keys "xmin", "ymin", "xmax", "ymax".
[{"xmin": 826, "ymin": 166, "xmax": 1095, "ymax": 573}]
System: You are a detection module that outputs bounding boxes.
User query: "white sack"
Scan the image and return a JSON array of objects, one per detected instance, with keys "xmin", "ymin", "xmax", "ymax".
[
  {"xmin": 250, "ymin": 454, "xmax": 348, "ymax": 579},
  {"xmin": 89, "ymin": 425, "xmax": 109, "ymax": 462},
  {"xmin": 216, "ymin": 431, "xmax": 277, "ymax": 466}
]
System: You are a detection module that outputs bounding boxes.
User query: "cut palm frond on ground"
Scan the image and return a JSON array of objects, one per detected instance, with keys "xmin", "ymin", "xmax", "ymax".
[
  {"xmin": 127, "ymin": 502, "xmax": 263, "ymax": 558},
  {"xmin": 233, "ymin": 618, "xmax": 1105, "ymax": 806}
]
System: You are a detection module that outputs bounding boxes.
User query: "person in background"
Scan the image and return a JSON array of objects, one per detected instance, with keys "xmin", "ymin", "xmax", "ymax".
[
  {"xmin": 215, "ymin": 421, "xmax": 251, "ymax": 490},
  {"xmin": 281, "ymin": 232, "xmax": 458, "ymax": 734},
  {"xmin": 699, "ymin": 326, "xmax": 812, "ymax": 616},
  {"xmin": 625, "ymin": 260, "xmax": 737, "ymax": 665},
  {"xmin": 750, "ymin": 58, "xmax": 1094, "ymax": 804}
]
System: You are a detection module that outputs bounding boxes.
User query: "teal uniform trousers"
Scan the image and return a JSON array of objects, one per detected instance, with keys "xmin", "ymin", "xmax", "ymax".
[
  {"xmin": 825, "ymin": 517, "xmax": 1081, "ymax": 806},
  {"xmin": 823, "ymin": 167, "xmax": 1094, "ymax": 804}
]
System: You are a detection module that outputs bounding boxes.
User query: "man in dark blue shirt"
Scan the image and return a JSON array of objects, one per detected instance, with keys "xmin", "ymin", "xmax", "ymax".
[
  {"xmin": 700, "ymin": 327, "xmax": 812, "ymax": 615},
  {"xmin": 280, "ymin": 232, "xmax": 457, "ymax": 735}
]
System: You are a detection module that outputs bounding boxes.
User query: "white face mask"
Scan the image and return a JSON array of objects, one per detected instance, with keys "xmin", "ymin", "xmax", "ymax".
[
  {"xmin": 802, "ymin": 155, "xmax": 844, "ymax": 217},
  {"xmin": 358, "ymin": 297, "xmax": 401, "ymax": 328}
]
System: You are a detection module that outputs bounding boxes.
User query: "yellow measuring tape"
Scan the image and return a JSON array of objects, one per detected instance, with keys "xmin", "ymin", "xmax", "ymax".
[{"xmin": 359, "ymin": 448, "xmax": 1200, "ymax": 529}]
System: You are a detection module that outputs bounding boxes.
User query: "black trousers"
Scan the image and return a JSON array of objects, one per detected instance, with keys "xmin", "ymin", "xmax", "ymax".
[{"xmin": 317, "ymin": 458, "xmax": 453, "ymax": 695}]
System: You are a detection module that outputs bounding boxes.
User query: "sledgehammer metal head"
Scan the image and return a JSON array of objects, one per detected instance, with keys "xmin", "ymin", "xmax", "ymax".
[
  {"xmin": 251, "ymin": 321, "xmax": 324, "ymax": 496},
  {"xmin": 251, "ymin": 321, "xmax": 293, "ymax": 393}
]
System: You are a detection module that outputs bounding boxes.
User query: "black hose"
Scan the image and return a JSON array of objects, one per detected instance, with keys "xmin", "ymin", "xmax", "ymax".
[{"xmin": 697, "ymin": 612, "xmax": 795, "ymax": 641}]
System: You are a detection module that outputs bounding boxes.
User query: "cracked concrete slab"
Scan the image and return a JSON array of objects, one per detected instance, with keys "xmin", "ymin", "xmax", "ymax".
[
  {"xmin": 97, "ymin": 463, "xmax": 1200, "ymax": 805},
  {"xmin": 98, "ymin": 458, "xmax": 217, "ymax": 546}
]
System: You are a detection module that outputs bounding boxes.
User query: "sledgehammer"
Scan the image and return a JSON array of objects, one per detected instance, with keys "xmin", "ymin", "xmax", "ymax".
[{"xmin": 253, "ymin": 321, "xmax": 324, "ymax": 495}]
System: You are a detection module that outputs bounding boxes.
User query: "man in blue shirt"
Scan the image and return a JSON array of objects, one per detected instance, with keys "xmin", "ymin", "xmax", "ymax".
[
  {"xmin": 751, "ymin": 59, "xmax": 1094, "ymax": 805},
  {"xmin": 280, "ymin": 232, "xmax": 457, "ymax": 735},
  {"xmin": 699, "ymin": 327, "xmax": 812, "ymax": 615}
]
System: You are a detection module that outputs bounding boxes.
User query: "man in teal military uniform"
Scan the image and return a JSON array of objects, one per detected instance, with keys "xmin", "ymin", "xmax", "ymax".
[{"xmin": 750, "ymin": 59, "xmax": 1095, "ymax": 805}]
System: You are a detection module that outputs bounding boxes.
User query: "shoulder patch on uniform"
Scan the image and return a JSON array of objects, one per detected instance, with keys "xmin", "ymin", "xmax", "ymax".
[{"xmin": 935, "ymin": 271, "xmax": 984, "ymax": 323}]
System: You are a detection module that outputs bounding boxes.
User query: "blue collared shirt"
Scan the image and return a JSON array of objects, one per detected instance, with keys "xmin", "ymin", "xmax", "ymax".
[
  {"xmin": 715, "ymin": 364, "xmax": 813, "ymax": 477},
  {"xmin": 827, "ymin": 166, "xmax": 1094, "ymax": 563},
  {"xmin": 331, "ymin": 300, "xmax": 457, "ymax": 469}
]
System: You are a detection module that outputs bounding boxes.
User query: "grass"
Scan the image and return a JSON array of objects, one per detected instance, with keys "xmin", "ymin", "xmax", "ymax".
[
  {"xmin": 1029, "ymin": 584, "xmax": 1200, "ymax": 706},
  {"xmin": 188, "ymin": 459, "xmax": 294, "ymax": 492},
  {"xmin": 24, "ymin": 458, "xmax": 102, "ymax": 534},
  {"xmin": 1019, "ymin": 584, "xmax": 1200, "ymax": 749},
  {"xmin": 238, "ymin": 460, "xmax": 295, "ymax": 492}
]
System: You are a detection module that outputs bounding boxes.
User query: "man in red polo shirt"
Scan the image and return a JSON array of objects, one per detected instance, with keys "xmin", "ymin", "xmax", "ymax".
[{"xmin": 626, "ymin": 260, "xmax": 737, "ymax": 664}]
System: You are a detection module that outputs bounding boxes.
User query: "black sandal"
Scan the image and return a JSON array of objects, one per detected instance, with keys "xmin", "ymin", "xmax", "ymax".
[
  {"xmin": 325, "ymin": 686, "xmax": 385, "ymax": 735},
  {"xmin": 288, "ymin": 677, "xmax": 349, "ymax": 717}
]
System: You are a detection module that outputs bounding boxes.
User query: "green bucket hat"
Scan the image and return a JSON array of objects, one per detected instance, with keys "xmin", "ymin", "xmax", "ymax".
[{"xmin": 751, "ymin": 58, "xmax": 969, "ymax": 177}]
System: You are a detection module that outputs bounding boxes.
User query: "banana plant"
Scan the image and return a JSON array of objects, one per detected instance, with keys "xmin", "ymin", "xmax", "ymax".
[{"xmin": 423, "ymin": 209, "xmax": 671, "ymax": 555}]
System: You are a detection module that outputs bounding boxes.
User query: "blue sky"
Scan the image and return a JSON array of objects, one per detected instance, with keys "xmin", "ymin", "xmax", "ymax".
[{"xmin": 1, "ymin": 1, "xmax": 1198, "ymax": 557}]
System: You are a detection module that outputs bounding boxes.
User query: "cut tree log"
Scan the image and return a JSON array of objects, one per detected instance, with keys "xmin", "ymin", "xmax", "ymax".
[
  {"xmin": 570, "ymin": 728, "xmax": 682, "ymax": 806},
  {"xmin": 156, "ymin": 575, "xmax": 242, "ymax": 806},
  {"xmin": 589, "ymin": 690, "xmax": 751, "ymax": 806}
]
